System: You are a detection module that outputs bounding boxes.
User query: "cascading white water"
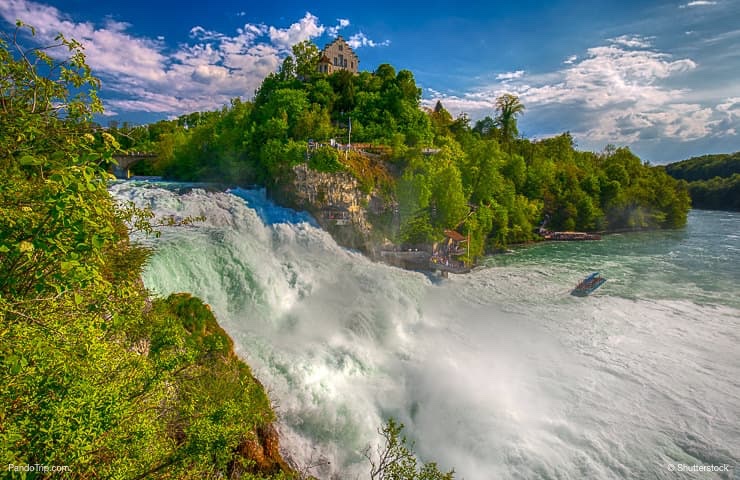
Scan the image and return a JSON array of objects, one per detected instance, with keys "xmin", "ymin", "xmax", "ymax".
[{"xmin": 111, "ymin": 182, "xmax": 740, "ymax": 479}]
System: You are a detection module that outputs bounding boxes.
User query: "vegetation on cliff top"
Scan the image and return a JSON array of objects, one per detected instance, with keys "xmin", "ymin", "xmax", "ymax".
[
  {"xmin": 116, "ymin": 40, "xmax": 691, "ymax": 263},
  {"xmin": 664, "ymin": 152, "xmax": 740, "ymax": 211}
]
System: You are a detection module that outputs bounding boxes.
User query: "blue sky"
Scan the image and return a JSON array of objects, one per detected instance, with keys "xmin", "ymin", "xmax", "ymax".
[{"xmin": 2, "ymin": 0, "xmax": 739, "ymax": 163}]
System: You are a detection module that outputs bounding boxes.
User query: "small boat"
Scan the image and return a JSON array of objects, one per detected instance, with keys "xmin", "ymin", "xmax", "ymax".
[{"xmin": 571, "ymin": 272, "xmax": 606, "ymax": 296}]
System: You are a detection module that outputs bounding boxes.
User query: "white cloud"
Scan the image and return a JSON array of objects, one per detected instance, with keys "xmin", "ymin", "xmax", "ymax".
[
  {"xmin": 327, "ymin": 18, "xmax": 350, "ymax": 38},
  {"xmin": 191, "ymin": 64, "xmax": 230, "ymax": 84},
  {"xmin": 189, "ymin": 25, "xmax": 224, "ymax": 41},
  {"xmin": 496, "ymin": 70, "xmax": 524, "ymax": 81},
  {"xmin": 268, "ymin": 12, "xmax": 324, "ymax": 51},
  {"xmin": 680, "ymin": 1, "xmax": 717, "ymax": 7},
  {"xmin": 0, "ymin": 1, "xmax": 372, "ymax": 117},
  {"xmin": 717, "ymin": 97, "xmax": 740, "ymax": 120},
  {"xmin": 424, "ymin": 35, "xmax": 738, "ymax": 146},
  {"xmin": 608, "ymin": 34, "xmax": 654, "ymax": 48},
  {"xmin": 347, "ymin": 32, "xmax": 390, "ymax": 49},
  {"xmin": 0, "ymin": 0, "xmax": 168, "ymax": 83}
]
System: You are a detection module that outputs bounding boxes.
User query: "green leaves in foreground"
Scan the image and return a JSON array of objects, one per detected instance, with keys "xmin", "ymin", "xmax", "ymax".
[
  {"xmin": 1, "ymin": 22, "xmax": 292, "ymax": 479},
  {"xmin": 365, "ymin": 419, "xmax": 455, "ymax": 480}
]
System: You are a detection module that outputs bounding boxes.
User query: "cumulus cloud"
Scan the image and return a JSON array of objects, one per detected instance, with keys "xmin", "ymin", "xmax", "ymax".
[
  {"xmin": 0, "ymin": 1, "xmax": 374, "ymax": 117},
  {"xmin": 496, "ymin": 70, "xmax": 524, "ymax": 81},
  {"xmin": 425, "ymin": 34, "xmax": 737, "ymax": 147},
  {"xmin": 268, "ymin": 12, "xmax": 324, "ymax": 50},
  {"xmin": 347, "ymin": 32, "xmax": 390, "ymax": 49},
  {"xmin": 327, "ymin": 18, "xmax": 350, "ymax": 38},
  {"xmin": 0, "ymin": 0, "xmax": 168, "ymax": 84},
  {"xmin": 189, "ymin": 25, "xmax": 224, "ymax": 41},
  {"xmin": 717, "ymin": 97, "xmax": 740, "ymax": 116}
]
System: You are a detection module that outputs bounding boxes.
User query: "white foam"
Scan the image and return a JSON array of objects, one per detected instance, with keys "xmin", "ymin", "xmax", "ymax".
[{"xmin": 110, "ymin": 184, "xmax": 740, "ymax": 479}]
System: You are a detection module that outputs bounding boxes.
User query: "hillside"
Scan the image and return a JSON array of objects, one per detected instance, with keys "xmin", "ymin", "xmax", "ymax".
[
  {"xmin": 113, "ymin": 41, "xmax": 691, "ymax": 266},
  {"xmin": 664, "ymin": 152, "xmax": 740, "ymax": 211},
  {"xmin": 664, "ymin": 152, "xmax": 740, "ymax": 182}
]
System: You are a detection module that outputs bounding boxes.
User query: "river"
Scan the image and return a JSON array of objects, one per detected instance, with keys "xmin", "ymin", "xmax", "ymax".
[{"xmin": 110, "ymin": 182, "xmax": 739, "ymax": 479}]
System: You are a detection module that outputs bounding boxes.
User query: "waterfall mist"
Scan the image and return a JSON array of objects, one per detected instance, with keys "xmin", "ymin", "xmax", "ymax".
[{"xmin": 111, "ymin": 183, "xmax": 740, "ymax": 479}]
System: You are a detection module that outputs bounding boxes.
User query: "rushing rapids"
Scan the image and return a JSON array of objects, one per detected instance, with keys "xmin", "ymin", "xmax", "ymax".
[{"xmin": 111, "ymin": 181, "xmax": 740, "ymax": 479}]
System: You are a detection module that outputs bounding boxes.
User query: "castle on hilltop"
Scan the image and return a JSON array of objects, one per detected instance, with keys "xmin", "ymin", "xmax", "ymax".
[{"xmin": 317, "ymin": 36, "xmax": 359, "ymax": 75}]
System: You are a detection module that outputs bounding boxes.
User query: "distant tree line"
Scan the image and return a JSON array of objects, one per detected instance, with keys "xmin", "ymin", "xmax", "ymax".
[{"xmin": 663, "ymin": 152, "xmax": 740, "ymax": 211}]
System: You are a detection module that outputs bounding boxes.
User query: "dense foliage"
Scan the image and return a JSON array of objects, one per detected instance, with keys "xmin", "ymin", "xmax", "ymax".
[
  {"xmin": 121, "ymin": 39, "xmax": 690, "ymax": 264},
  {"xmin": 664, "ymin": 152, "xmax": 740, "ymax": 211},
  {"xmin": 1, "ymin": 23, "xmax": 292, "ymax": 479},
  {"xmin": 2, "ymin": 25, "xmax": 453, "ymax": 479},
  {"xmin": 683, "ymin": 175, "xmax": 740, "ymax": 211}
]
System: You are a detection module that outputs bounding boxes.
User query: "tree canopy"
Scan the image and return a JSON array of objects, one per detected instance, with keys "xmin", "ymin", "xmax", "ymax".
[
  {"xmin": 109, "ymin": 40, "xmax": 691, "ymax": 263},
  {"xmin": 494, "ymin": 93, "xmax": 525, "ymax": 142}
]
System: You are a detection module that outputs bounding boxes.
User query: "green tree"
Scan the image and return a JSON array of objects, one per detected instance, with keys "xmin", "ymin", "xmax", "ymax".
[
  {"xmin": 292, "ymin": 39, "xmax": 321, "ymax": 79},
  {"xmin": 365, "ymin": 419, "xmax": 454, "ymax": 480},
  {"xmin": 494, "ymin": 93, "xmax": 525, "ymax": 142},
  {"xmin": 431, "ymin": 160, "xmax": 468, "ymax": 229},
  {"xmin": 0, "ymin": 22, "xmax": 113, "ymax": 297},
  {"xmin": 472, "ymin": 115, "xmax": 497, "ymax": 138},
  {"xmin": 278, "ymin": 54, "xmax": 297, "ymax": 80},
  {"xmin": 429, "ymin": 100, "xmax": 453, "ymax": 139}
]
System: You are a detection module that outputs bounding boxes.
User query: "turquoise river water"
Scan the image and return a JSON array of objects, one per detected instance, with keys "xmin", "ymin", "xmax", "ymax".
[{"xmin": 111, "ymin": 182, "xmax": 739, "ymax": 479}]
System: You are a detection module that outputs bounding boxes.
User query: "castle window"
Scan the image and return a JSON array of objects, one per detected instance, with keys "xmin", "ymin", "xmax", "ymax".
[
  {"xmin": 339, "ymin": 45, "xmax": 343, "ymax": 51},
  {"xmin": 334, "ymin": 57, "xmax": 338, "ymax": 66},
  {"xmin": 344, "ymin": 59, "xmax": 347, "ymax": 67}
]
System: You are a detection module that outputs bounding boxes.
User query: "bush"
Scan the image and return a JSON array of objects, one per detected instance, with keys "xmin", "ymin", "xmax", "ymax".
[{"xmin": 309, "ymin": 145, "xmax": 345, "ymax": 173}]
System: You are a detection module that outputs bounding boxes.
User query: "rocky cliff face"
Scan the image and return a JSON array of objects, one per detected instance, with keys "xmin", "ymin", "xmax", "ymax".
[{"xmin": 270, "ymin": 164, "xmax": 396, "ymax": 254}]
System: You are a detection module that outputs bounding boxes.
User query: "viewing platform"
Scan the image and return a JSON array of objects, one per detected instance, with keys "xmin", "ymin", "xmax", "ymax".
[{"xmin": 430, "ymin": 255, "xmax": 471, "ymax": 276}]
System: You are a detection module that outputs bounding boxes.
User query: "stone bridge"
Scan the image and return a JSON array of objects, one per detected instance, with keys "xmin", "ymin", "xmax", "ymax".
[{"xmin": 111, "ymin": 152, "xmax": 156, "ymax": 179}]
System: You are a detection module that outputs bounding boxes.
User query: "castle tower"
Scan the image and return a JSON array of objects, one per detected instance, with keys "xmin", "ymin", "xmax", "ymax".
[{"xmin": 317, "ymin": 36, "xmax": 359, "ymax": 74}]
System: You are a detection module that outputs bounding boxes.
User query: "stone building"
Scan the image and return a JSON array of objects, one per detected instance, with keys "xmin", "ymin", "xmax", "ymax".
[{"xmin": 317, "ymin": 36, "xmax": 359, "ymax": 74}]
